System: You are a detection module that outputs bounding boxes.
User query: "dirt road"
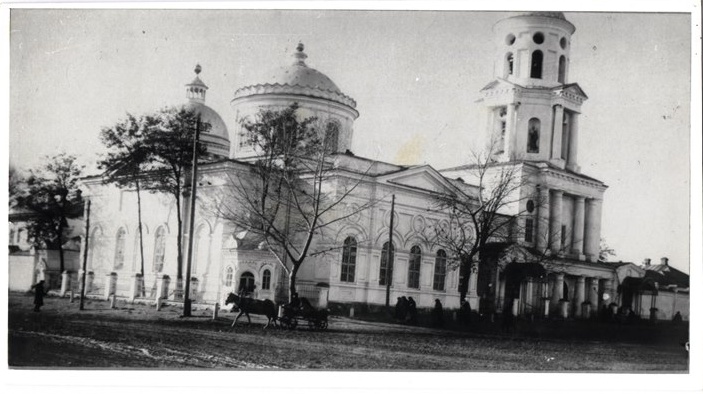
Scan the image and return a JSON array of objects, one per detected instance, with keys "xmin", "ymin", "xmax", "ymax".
[{"xmin": 8, "ymin": 293, "xmax": 688, "ymax": 370}]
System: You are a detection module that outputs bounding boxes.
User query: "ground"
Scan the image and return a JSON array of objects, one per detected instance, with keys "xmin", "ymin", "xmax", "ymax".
[{"xmin": 7, "ymin": 292, "xmax": 688, "ymax": 370}]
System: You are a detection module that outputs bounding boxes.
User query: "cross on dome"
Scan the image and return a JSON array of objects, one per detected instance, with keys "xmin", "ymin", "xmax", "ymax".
[{"xmin": 293, "ymin": 42, "xmax": 308, "ymax": 65}]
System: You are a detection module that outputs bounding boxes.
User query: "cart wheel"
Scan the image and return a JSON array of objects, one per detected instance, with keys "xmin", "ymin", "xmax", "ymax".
[
  {"xmin": 289, "ymin": 317, "xmax": 298, "ymax": 330},
  {"xmin": 318, "ymin": 319, "xmax": 328, "ymax": 330}
]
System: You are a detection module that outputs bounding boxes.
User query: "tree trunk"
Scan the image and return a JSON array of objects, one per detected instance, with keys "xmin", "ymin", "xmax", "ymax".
[
  {"xmin": 288, "ymin": 263, "xmax": 300, "ymax": 302},
  {"xmin": 136, "ymin": 179, "xmax": 146, "ymax": 295},
  {"xmin": 57, "ymin": 219, "xmax": 65, "ymax": 273},
  {"xmin": 458, "ymin": 254, "xmax": 472, "ymax": 301},
  {"xmin": 175, "ymin": 185, "xmax": 183, "ymax": 281}
]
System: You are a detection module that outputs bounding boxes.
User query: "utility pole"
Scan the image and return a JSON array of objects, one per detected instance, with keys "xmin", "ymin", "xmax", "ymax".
[
  {"xmin": 79, "ymin": 200, "xmax": 91, "ymax": 311},
  {"xmin": 183, "ymin": 114, "xmax": 201, "ymax": 317},
  {"xmin": 384, "ymin": 194, "xmax": 395, "ymax": 311}
]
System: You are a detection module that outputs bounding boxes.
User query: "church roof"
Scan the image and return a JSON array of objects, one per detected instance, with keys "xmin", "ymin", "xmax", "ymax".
[{"xmin": 233, "ymin": 43, "xmax": 357, "ymax": 109}]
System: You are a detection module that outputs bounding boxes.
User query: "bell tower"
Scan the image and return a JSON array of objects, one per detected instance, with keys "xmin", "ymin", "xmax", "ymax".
[{"xmin": 480, "ymin": 12, "xmax": 587, "ymax": 172}]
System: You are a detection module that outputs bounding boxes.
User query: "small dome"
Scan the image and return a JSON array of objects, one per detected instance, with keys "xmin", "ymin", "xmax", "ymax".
[
  {"xmin": 182, "ymin": 64, "xmax": 229, "ymax": 158},
  {"xmin": 233, "ymin": 42, "xmax": 356, "ymax": 109},
  {"xmin": 185, "ymin": 101, "xmax": 230, "ymax": 158}
]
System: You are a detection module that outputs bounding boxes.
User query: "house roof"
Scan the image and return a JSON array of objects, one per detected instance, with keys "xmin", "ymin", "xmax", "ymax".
[{"xmin": 643, "ymin": 264, "xmax": 690, "ymax": 288}]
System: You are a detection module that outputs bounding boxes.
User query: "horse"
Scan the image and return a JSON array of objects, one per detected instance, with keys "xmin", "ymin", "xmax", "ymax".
[{"xmin": 225, "ymin": 293, "xmax": 278, "ymax": 329}]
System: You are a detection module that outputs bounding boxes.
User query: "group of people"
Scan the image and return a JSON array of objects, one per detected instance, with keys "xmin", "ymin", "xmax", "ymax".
[
  {"xmin": 394, "ymin": 296, "xmax": 418, "ymax": 324},
  {"xmin": 395, "ymin": 297, "xmax": 453, "ymax": 328}
]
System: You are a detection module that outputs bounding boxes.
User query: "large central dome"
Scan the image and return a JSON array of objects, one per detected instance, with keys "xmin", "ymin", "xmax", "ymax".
[
  {"xmin": 233, "ymin": 43, "xmax": 356, "ymax": 108},
  {"xmin": 268, "ymin": 48, "xmax": 341, "ymax": 93}
]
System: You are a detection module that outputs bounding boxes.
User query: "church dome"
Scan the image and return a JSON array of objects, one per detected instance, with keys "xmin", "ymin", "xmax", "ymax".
[
  {"xmin": 183, "ymin": 65, "xmax": 230, "ymax": 158},
  {"xmin": 233, "ymin": 43, "xmax": 356, "ymax": 109}
]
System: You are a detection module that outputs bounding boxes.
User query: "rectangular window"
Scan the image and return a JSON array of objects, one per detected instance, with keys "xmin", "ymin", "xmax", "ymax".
[
  {"xmin": 561, "ymin": 225, "xmax": 567, "ymax": 248},
  {"xmin": 525, "ymin": 218, "xmax": 534, "ymax": 242}
]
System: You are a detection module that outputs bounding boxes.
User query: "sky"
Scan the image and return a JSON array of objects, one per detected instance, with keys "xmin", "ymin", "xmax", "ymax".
[{"xmin": 6, "ymin": 6, "xmax": 697, "ymax": 274}]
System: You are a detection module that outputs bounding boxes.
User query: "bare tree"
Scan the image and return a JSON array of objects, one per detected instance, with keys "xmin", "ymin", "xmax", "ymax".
[
  {"xmin": 212, "ymin": 104, "xmax": 373, "ymax": 301},
  {"xmin": 598, "ymin": 238, "xmax": 616, "ymax": 262},
  {"xmin": 429, "ymin": 138, "xmax": 562, "ymax": 303}
]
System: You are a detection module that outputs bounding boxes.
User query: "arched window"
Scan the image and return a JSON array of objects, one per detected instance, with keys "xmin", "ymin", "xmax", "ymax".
[
  {"xmin": 113, "ymin": 228, "xmax": 126, "ymax": 270},
  {"xmin": 340, "ymin": 236, "xmax": 357, "ymax": 283},
  {"xmin": 558, "ymin": 55, "xmax": 566, "ymax": 83},
  {"xmin": 262, "ymin": 269, "xmax": 271, "ymax": 290},
  {"xmin": 239, "ymin": 271, "xmax": 255, "ymax": 293},
  {"xmin": 325, "ymin": 122, "xmax": 340, "ymax": 153},
  {"xmin": 527, "ymin": 118, "xmax": 541, "ymax": 153},
  {"xmin": 379, "ymin": 242, "xmax": 394, "ymax": 286},
  {"xmin": 224, "ymin": 266, "xmax": 234, "ymax": 287},
  {"xmin": 530, "ymin": 50, "xmax": 543, "ymax": 79},
  {"xmin": 433, "ymin": 250, "xmax": 447, "ymax": 291},
  {"xmin": 408, "ymin": 245, "xmax": 422, "ymax": 289},
  {"xmin": 153, "ymin": 226, "xmax": 166, "ymax": 273}
]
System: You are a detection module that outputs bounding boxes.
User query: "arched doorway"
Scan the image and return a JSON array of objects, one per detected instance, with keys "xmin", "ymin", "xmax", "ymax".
[{"xmin": 238, "ymin": 271, "xmax": 255, "ymax": 294}]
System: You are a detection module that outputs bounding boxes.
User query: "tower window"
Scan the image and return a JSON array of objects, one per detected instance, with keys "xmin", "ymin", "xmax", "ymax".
[
  {"xmin": 558, "ymin": 56, "xmax": 566, "ymax": 83},
  {"xmin": 505, "ymin": 34, "xmax": 516, "ymax": 46},
  {"xmin": 530, "ymin": 50, "xmax": 543, "ymax": 79},
  {"xmin": 527, "ymin": 118, "xmax": 541, "ymax": 153},
  {"xmin": 525, "ymin": 218, "xmax": 534, "ymax": 242},
  {"xmin": 560, "ymin": 37, "xmax": 568, "ymax": 49},
  {"xmin": 505, "ymin": 52, "xmax": 514, "ymax": 77},
  {"xmin": 533, "ymin": 32, "xmax": 545, "ymax": 44}
]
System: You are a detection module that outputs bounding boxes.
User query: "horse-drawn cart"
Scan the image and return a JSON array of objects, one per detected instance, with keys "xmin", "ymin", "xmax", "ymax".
[{"xmin": 278, "ymin": 297, "xmax": 329, "ymax": 330}]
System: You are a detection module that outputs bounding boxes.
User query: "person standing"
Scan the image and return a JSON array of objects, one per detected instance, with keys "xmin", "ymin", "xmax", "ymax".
[
  {"xmin": 407, "ymin": 297, "xmax": 417, "ymax": 324},
  {"xmin": 432, "ymin": 299, "xmax": 444, "ymax": 328},
  {"xmin": 32, "ymin": 280, "xmax": 46, "ymax": 312}
]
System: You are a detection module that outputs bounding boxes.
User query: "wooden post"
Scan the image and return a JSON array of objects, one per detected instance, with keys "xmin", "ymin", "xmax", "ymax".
[
  {"xmin": 183, "ymin": 113, "xmax": 201, "ymax": 317},
  {"xmin": 385, "ymin": 195, "xmax": 395, "ymax": 311},
  {"xmin": 79, "ymin": 200, "xmax": 91, "ymax": 311}
]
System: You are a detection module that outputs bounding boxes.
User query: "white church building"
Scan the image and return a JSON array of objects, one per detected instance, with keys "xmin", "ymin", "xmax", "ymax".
[{"xmin": 70, "ymin": 12, "xmax": 688, "ymax": 320}]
